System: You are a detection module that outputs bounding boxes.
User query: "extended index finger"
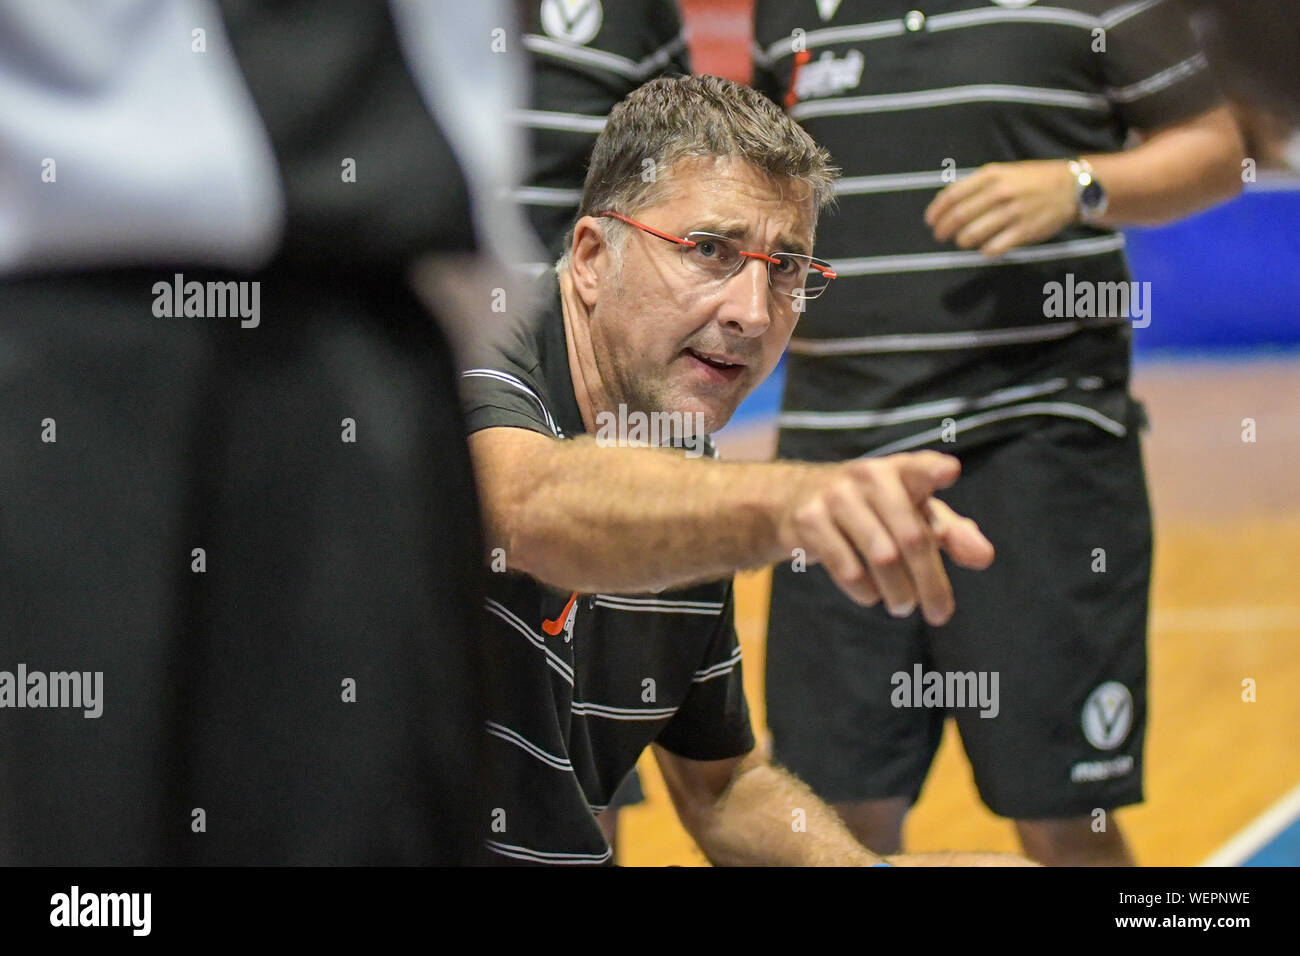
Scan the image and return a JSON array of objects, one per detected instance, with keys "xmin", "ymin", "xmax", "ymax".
[
  {"xmin": 862, "ymin": 466, "xmax": 955, "ymax": 626},
  {"xmin": 886, "ymin": 451, "xmax": 962, "ymax": 504}
]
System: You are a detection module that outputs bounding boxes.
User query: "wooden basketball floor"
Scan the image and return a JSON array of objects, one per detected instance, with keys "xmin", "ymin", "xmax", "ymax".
[{"xmin": 617, "ymin": 357, "xmax": 1300, "ymax": 866}]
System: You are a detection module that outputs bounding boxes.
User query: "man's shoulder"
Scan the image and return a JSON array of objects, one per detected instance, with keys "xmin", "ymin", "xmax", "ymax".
[{"xmin": 460, "ymin": 273, "xmax": 568, "ymax": 439}]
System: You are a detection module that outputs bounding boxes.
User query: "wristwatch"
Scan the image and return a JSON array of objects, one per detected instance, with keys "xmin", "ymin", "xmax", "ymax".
[{"xmin": 1067, "ymin": 158, "xmax": 1108, "ymax": 222}]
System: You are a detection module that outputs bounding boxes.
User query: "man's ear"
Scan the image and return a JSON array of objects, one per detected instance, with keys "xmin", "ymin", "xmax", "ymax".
[{"xmin": 568, "ymin": 216, "xmax": 607, "ymax": 307}]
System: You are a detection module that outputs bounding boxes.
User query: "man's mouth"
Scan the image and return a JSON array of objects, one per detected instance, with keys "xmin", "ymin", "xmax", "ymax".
[{"xmin": 684, "ymin": 348, "xmax": 747, "ymax": 382}]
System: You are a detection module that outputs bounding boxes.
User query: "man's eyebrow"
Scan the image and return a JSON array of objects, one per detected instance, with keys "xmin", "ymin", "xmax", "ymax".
[
  {"xmin": 690, "ymin": 220, "xmax": 749, "ymax": 240},
  {"xmin": 775, "ymin": 233, "xmax": 812, "ymax": 257},
  {"xmin": 689, "ymin": 220, "xmax": 812, "ymax": 256}
]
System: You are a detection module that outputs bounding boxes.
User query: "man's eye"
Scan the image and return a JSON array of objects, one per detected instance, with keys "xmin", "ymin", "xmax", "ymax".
[
  {"xmin": 773, "ymin": 256, "xmax": 800, "ymax": 276},
  {"xmin": 696, "ymin": 240, "xmax": 719, "ymax": 258}
]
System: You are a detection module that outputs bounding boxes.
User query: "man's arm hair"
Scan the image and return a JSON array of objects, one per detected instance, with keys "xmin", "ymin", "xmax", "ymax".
[
  {"xmin": 654, "ymin": 747, "xmax": 880, "ymax": 866},
  {"xmin": 471, "ymin": 426, "xmax": 815, "ymax": 593},
  {"xmin": 653, "ymin": 746, "xmax": 1037, "ymax": 866},
  {"xmin": 470, "ymin": 425, "xmax": 992, "ymax": 621}
]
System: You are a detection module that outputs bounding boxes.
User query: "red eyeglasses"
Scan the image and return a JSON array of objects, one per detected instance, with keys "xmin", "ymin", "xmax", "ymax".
[{"xmin": 597, "ymin": 210, "xmax": 837, "ymax": 300}]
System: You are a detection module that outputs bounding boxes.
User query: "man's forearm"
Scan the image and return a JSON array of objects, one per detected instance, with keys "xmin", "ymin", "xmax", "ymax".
[
  {"xmin": 691, "ymin": 761, "xmax": 881, "ymax": 866},
  {"xmin": 1085, "ymin": 105, "xmax": 1244, "ymax": 227},
  {"xmin": 687, "ymin": 760, "xmax": 1038, "ymax": 867},
  {"xmin": 473, "ymin": 428, "xmax": 988, "ymax": 616},
  {"xmin": 483, "ymin": 434, "xmax": 822, "ymax": 592}
]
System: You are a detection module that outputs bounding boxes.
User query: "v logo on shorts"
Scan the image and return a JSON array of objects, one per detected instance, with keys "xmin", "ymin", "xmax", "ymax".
[{"xmin": 1082, "ymin": 682, "xmax": 1133, "ymax": 750}]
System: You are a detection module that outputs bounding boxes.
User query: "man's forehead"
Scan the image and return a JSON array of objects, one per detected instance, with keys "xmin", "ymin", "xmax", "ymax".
[{"xmin": 650, "ymin": 155, "xmax": 816, "ymax": 246}]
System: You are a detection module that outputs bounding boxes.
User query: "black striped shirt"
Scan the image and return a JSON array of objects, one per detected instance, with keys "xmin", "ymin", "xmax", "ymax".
[
  {"xmin": 753, "ymin": 0, "xmax": 1222, "ymax": 457},
  {"xmin": 460, "ymin": 277, "xmax": 754, "ymax": 865}
]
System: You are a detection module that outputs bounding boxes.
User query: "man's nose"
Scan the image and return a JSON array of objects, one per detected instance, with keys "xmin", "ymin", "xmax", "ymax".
[{"xmin": 716, "ymin": 256, "xmax": 773, "ymax": 338}]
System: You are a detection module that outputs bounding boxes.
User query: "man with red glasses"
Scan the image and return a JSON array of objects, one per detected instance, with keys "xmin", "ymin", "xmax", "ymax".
[{"xmin": 461, "ymin": 74, "xmax": 1018, "ymax": 865}]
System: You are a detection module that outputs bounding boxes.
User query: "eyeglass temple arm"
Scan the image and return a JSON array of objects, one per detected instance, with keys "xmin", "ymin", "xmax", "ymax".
[{"xmin": 596, "ymin": 211, "xmax": 696, "ymax": 248}]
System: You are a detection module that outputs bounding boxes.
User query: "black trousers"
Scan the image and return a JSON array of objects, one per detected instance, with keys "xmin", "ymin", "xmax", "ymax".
[{"xmin": 0, "ymin": 264, "xmax": 489, "ymax": 864}]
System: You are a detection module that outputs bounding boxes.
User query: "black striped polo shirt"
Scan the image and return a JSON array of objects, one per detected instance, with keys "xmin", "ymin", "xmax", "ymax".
[
  {"xmin": 753, "ymin": 0, "xmax": 1223, "ymax": 458},
  {"xmin": 460, "ymin": 276, "xmax": 755, "ymax": 865},
  {"xmin": 513, "ymin": 0, "xmax": 690, "ymax": 262}
]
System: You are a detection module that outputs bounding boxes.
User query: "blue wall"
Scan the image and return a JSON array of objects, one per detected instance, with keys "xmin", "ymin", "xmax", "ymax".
[{"xmin": 1126, "ymin": 183, "xmax": 1300, "ymax": 354}]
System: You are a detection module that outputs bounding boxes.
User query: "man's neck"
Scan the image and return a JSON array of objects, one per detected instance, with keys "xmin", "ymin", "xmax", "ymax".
[{"xmin": 558, "ymin": 267, "xmax": 608, "ymax": 435}]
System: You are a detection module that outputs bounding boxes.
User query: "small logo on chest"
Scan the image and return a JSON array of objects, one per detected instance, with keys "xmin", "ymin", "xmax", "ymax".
[
  {"xmin": 794, "ymin": 49, "xmax": 865, "ymax": 100},
  {"xmin": 542, "ymin": 591, "xmax": 579, "ymax": 643}
]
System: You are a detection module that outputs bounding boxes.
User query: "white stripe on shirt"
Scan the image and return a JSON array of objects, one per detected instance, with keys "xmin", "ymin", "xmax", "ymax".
[
  {"xmin": 814, "ymin": 234, "xmax": 1126, "ymax": 280},
  {"xmin": 692, "ymin": 646, "xmax": 743, "ymax": 684},
  {"xmin": 863, "ymin": 401, "xmax": 1127, "ymax": 456},
  {"xmin": 835, "ymin": 169, "xmax": 978, "ymax": 195},
  {"xmin": 462, "ymin": 368, "xmax": 562, "ymax": 437},
  {"xmin": 571, "ymin": 701, "xmax": 679, "ymax": 721},
  {"xmin": 1108, "ymin": 53, "xmax": 1209, "ymax": 104},
  {"xmin": 765, "ymin": 6, "xmax": 1102, "ymax": 62},
  {"xmin": 508, "ymin": 108, "xmax": 607, "ymax": 133},
  {"xmin": 484, "ymin": 598, "xmax": 575, "ymax": 685},
  {"xmin": 786, "ymin": 320, "xmax": 1116, "ymax": 356},
  {"xmin": 778, "ymin": 379, "xmax": 1071, "ymax": 430},
  {"xmin": 790, "ymin": 84, "xmax": 1110, "ymax": 121},
  {"xmin": 486, "ymin": 839, "xmax": 612, "ymax": 865},
  {"xmin": 1100, "ymin": 0, "xmax": 1166, "ymax": 30},
  {"xmin": 522, "ymin": 31, "xmax": 687, "ymax": 81},
  {"xmin": 485, "ymin": 722, "xmax": 574, "ymax": 772},
  {"xmin": 766, "ymin": 19, "xmax": 905, "ymax": 60},
  {"xmin": 512, "ymin": 186, "xmax": 583, "ymax": 207},
  {"xmin": 591, "ymin": 594, "xmax": 725, "ymax": 615},
  {"xmin": 927, "ymin": 6, "xmax": 1100, "ymax": 34}
]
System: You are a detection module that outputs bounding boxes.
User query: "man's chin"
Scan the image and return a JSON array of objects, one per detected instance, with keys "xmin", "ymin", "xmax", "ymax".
[
  {"xmin": 659, "ymin": 375, "xmax": 754, "ymax": 433},
  {"xmin": 679, "ymin": 397, "xmax": 739, "ymax": 436}
]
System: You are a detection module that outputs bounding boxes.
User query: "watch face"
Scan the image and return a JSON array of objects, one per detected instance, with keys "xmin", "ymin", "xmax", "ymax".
[{"xmin": 1082, "ymin": 181, "xmax": 1105, "ymax": 209}]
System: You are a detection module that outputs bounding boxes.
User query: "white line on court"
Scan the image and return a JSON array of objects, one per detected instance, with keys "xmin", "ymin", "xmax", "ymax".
[{"xmin": 1200, "ymin": 779, "xmax": 1300, "ymax": 867}]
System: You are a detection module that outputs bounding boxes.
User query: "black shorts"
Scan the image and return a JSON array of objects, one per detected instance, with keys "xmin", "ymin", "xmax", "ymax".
[{"xmin": 765, "ymin": 414, "xmax": 1152, "ymax": 820}]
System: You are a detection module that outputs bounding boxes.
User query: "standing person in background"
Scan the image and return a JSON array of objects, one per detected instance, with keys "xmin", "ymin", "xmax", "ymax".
[
  {"xmin": 752, "ymin": 0, "xmax": 1243, "ymax": 865},
  {"xmin": 511, "ymin": 0, "xmax": 691, "ymax": 854}
]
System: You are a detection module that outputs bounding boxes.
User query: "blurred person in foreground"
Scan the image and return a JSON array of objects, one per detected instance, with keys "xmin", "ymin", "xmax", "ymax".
[{"xmin": 0, "ymin": 0, "xmax": 533, "ymax": 864}]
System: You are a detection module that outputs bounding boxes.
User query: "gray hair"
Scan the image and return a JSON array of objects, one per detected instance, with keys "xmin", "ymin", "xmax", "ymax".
[{"xmin": 558, "ymin": 74, "xmax": 837, "ymax": 271}]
